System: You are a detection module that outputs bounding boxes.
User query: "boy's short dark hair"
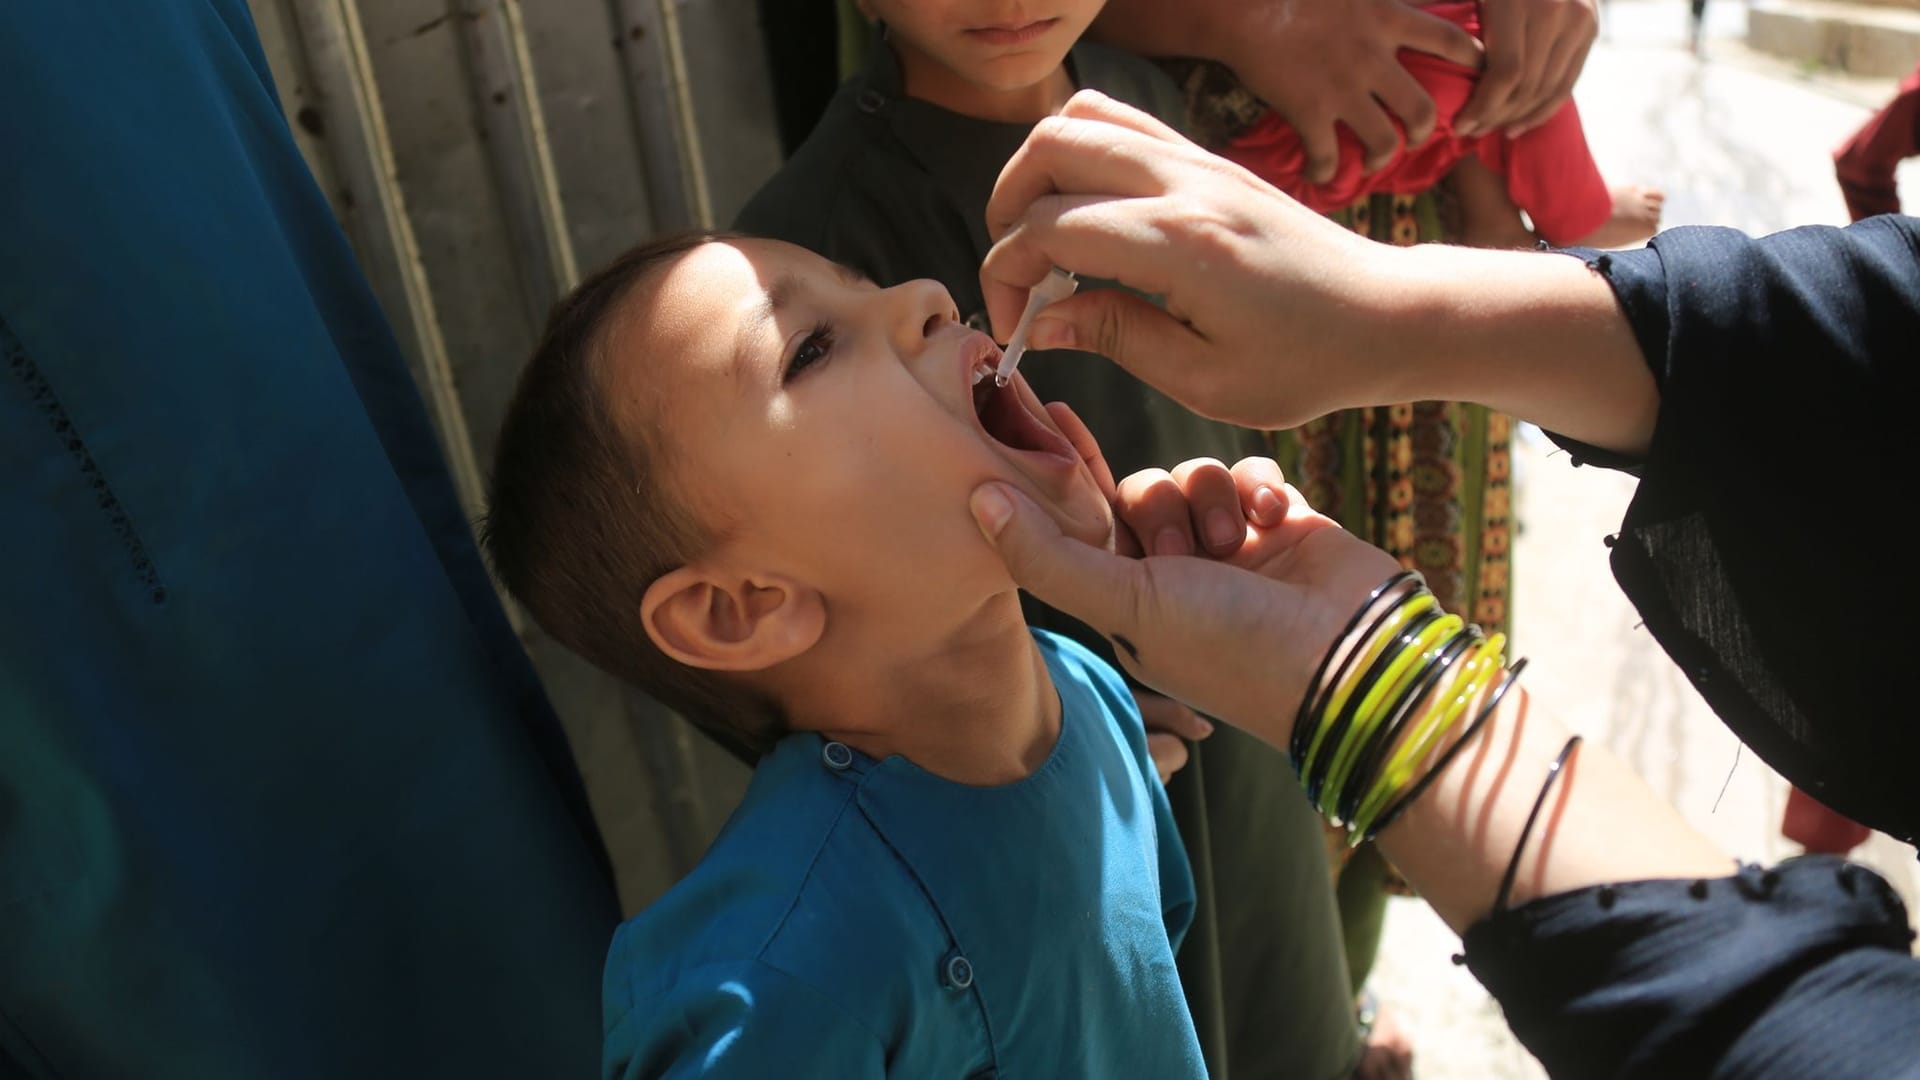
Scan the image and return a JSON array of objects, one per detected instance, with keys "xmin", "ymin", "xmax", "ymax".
[{"xmin": 483, "ymin": 230, "xmax": 783, "ymax": 762}]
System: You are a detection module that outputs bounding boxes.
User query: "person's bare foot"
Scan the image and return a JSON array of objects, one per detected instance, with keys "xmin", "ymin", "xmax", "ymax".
[
  {"xmin": 1353, "ymin": 992, "xmax": 1413, "ymax": 1080},
  {"xmin": 1571, "ymin": 184, "xmax": 1665, "ymax": 248}
]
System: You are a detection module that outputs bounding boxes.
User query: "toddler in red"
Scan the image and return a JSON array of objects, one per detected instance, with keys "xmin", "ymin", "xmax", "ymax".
[{"xmin": 1220, "ymin": 1, "xmax": 1662, "ymax": 248}]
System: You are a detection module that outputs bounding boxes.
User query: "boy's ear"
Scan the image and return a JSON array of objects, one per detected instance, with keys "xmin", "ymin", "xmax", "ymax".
[{"xmin": 641, "ymin": 565, "xmax": 826, "ymax": 673}]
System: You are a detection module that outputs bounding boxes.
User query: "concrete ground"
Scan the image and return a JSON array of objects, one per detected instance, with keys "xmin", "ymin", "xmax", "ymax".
[{"xmin": 1366, "ymin": 5, "xmax": 1920, "ymax": 1076}]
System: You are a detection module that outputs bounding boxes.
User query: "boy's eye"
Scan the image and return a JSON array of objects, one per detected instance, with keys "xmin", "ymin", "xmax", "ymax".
[{"xmin": 785, "ymin": 323, "xmax": 835, "ymax": 381}]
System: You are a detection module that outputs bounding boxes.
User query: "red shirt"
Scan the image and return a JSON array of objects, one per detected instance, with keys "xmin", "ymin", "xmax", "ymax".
[{"xmin": 1219, "ymin": 1, "xmax": 1612, "ymax": 244}]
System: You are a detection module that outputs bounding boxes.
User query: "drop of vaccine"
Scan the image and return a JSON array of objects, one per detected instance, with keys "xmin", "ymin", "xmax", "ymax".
[{"xmin": 993, "ymin": 373, "xmax": 1011, "ymax": 388}]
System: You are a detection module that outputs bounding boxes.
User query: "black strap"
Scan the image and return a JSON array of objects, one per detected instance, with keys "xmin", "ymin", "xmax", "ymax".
[{"xmin": 1493, "ymin": 734, "xmax": 1585, "ymax": 914}]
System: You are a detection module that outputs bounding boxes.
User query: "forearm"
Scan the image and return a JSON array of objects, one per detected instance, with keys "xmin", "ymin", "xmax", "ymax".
[
  {"xmin": 1377, "ymin": 245, "xmax": 1658, "ymax": 458},
  {"xmin": 1369, "ymin": 687, "xmax": 1731, "ymax": 931}
]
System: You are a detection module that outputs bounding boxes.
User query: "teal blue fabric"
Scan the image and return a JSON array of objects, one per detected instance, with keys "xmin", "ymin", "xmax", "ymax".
[
  {"xmin": 602, "ymin": 631, "xmax": 1202, "ymax": 1079},
  {"xmin": 0, "ymin": 2, "xmax": 618, "ymax": 1076}
]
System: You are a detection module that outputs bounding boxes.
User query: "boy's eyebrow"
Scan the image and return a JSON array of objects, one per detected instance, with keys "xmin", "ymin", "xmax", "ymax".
[
  {"xmin": 831, "ymin": 260, "xmax": 873, "ymax": 288},
  {"xmin": 730, "ymin": 263, "xmax": 871, "ymax": 380},
  {"xmin": 732, "ymin": 272, "xmax": 800, "ymax": 381}
]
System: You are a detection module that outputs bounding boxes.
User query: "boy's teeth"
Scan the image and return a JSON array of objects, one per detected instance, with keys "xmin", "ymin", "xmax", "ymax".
[{"xmin": 970, "ymin": 361, "xmax": 994, "ymax": 385}]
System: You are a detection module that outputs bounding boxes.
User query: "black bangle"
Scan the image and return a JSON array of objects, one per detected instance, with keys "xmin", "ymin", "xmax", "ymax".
[
  {"xmin": 1307, "ymin": 606, "xmax": 1442, "ymax": 811},
  {"xmin": 1338, "ymin": 626, "xmax": 1482, "ymax": 825},
  {"xmin": 1291, "ymin": 570, "xmax": 1421, "ymax": 768},
  {"xmin": 1493, "ymin": 732, "xmax": 1584, "ymax": 914},
  {"xmin": 1364, "ymin": 658, "xmax": 1529, "ymax": 841}
]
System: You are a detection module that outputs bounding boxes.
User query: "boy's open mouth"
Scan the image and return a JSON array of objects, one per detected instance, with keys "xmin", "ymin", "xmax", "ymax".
[{"xmin": 962, "ymin": 335, "xmax": 1078, "ymax": 467}]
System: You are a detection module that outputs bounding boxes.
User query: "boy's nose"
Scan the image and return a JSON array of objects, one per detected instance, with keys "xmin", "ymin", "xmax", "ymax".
[{"xmin": 884, "ymin": 278, "xmax": 961, "ymax": 359}]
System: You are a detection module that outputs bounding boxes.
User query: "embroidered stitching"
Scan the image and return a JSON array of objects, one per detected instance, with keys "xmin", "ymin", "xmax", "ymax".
[{"xmin": 5, "ymin": 332, "xmax": 167, "ymax": 604}]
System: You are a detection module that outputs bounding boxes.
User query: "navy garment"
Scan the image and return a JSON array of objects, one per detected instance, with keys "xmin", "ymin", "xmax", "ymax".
[
  {"xmin": 1466, "ymin": 858, "xmax": 1920, "ymax": 1079},
  {"xmin": 1, "ymin": 2, "xmax": 617, "ymax": 1077},
  {"xmin": 603, "ymin": 632, "xmax": 1204, "ymax": 1079},
  {"xmin": 1462, "ymin": 218, "xmax": 1920, "ymax": 1078},
  {"xmin": 1546, "ymin": 217, "xmax": 1920, "ymax": 846}
]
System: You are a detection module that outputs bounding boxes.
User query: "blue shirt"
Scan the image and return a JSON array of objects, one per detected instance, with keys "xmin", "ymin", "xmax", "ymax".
[{"xmin": 602, "ymin": 631, "xmax": 1203, "ymax": 1078}]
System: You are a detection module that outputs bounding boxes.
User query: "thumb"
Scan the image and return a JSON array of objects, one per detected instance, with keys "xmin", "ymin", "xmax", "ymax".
[
  {"xmin": 1027, "ymin": 291, "xmax": 1213, "ymax": 413},
  {"xmin": 969, "ymin": 481, "xmax": 1142, "ymax": 639}
]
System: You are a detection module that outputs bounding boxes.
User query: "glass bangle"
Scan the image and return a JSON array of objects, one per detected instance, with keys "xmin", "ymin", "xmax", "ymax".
[
  {"xmin": 1356, "ymin": 633, "xmax": 1509, "ymax": 832},
  {"xmin": 1338, "ymin": 627, "xmax": 1481, "ymax": 825},
  {"xmin": 1363, "ymin": 659, "xmax": 1530, "ymax": 842},
  {"xmin": 1320, "ymin": 614, "xmax": 1464, "ymax": 819},
  {"xmin": 1307, "ymin": 605, "xmax": 1441, "ymax": 809},
  {"xmin": 1301, "ymin": 594, "xmax": 1436, "ymax": 785},
  {"xmin": 1290, "ymin": 580, "xmax": 1428, "ymax": 764},
  {"xmin": 1293, "ymin": 570, "xmax": 1419, "ymax": 762}
]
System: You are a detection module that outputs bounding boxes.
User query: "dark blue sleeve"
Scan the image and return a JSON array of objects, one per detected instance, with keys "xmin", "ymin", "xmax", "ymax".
[
  {"xmin": 1463, "ymin": 857, "xmax": 1920, "ymax": 1080},
  {"xmin": 1543, "ymin": 218, "xmax": 1920, "ymax": 846}
]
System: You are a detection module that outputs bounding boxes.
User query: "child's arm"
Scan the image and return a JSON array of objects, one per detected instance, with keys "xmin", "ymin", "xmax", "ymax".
[
  {"xmin": 1441, "ymin": 157, "xmax": 1538, "ymax": 250},
  {"xmin": 1093, "ymin": 0, "xmax": 1481, "ymax": 180},
  {"xmin": 604, "ymin": 963, "xmax": 885, "ymax": 1080}
]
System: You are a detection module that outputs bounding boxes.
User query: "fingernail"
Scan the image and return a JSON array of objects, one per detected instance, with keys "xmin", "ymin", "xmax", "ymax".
[
  {"xmin": 1204, "ymin": 509, "xmax": 1240, "ymax": 550},
  {"xmin": 970, "ymin": 485, "xmax": 1013, "ymax": 539},
  {"xmin": 1153, "ymin": 526, "xmax": 1191, "ymax": 558},
  {"xmin": 1030, "ymin": 316, "xmax": 1075, "ymax": 351},
  {"xmin": 1198, "ymin": 719, "xmax": 1215, "ymax": 737},
  {"xmin": 1251, "ymin": 485, "xmax": 1284, "ymax": 524}
]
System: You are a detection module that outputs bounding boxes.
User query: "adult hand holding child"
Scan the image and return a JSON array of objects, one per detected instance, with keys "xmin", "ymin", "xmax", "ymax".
[
  {"xmin": 1047, "ymin": 388, "xmax": 1219, "ymax": 784},
  {"xmin": 970, "ymin": 456, "xmax": 1397, "ymax": 742}
]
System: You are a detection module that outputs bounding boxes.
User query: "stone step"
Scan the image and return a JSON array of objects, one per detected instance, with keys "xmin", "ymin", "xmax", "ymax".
[{"xmin": 1748, "ymin": 0, "xmax": 1920, "ymax": 77}]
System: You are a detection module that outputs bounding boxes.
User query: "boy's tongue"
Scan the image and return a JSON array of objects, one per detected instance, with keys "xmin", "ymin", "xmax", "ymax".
[{"xmin": 972, "ymin": 375, "xmax": 1076, "ymax": 464}]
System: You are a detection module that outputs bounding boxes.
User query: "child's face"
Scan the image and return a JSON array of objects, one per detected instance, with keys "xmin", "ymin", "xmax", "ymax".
[
  {"xmin": 608, "ymin": 239, "xmax": 1112, "ymax": 634},
  {"xmin": 866, "ymin": 1, "xmax": 1107, "ymax": 93}
]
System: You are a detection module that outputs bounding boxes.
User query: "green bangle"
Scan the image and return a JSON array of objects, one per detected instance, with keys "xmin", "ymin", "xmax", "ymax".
[
  {"xmin": 1352, "ymin": 634, "xmax": 1507, "ymax": 837},
  {"xmin": 1302, "ymin": 594, "xmax": 1436, "ymax": 785},
  {"xmin": 1339, "ymin": 627, "xmax": 1481, "ymax": 825},
  {"xmin": 1321, "ymin": 613, "xmax": 1463, "ymax": 819}
]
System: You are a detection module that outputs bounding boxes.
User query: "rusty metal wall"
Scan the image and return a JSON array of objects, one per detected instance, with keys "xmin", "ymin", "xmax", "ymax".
[{"xmin": 245, "ymin": 0, "xmax": 780, "ymax": 912}]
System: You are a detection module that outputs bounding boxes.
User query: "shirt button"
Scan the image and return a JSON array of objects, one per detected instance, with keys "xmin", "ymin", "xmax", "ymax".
[
  {"xmin": 821, "ymin": 741, "xmax": 854, "ymax": 770},
  {"xmin": 940, "ymin": 949, "xmax": 974, "ymax": 990},
  {"xmin": 856, "ymin": 88, "xmax": 886, "ymax": 113}
]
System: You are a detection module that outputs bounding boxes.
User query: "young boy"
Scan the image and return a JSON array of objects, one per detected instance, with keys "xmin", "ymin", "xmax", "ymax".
[
  {"xmin": 1184, "ymin": 1, "xmax": 1662, "ymax": 249},
  {"xmin": 734, "ymin": 9, "xmax": 1364, "ymax": 1078},
  {"xmin": 484, "ymin": 232, "xmax": 1204, "ymax": 1077}
]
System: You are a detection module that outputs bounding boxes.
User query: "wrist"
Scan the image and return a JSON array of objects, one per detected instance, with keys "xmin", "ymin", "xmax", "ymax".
[
  {"xmin": 1289, "ymin": 571, "xmax": 1521, "ymax": 842},
  {"xmin": 1364, "ymin": 243, "xmax": 1487, "ymax": 406}
]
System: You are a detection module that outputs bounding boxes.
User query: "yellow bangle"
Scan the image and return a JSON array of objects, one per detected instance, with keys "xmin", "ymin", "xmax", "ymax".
[
  {"xmin": 1350, "ymin": 634, "xmax": 1507, "ymax": 837},
  {"xmin": 1302, "ymin": 594, "xmax": 1436, "ymax": 782},
  {"xmin": 1320, "ymin": 613, "xmax": 1463, "ymax": 817}
]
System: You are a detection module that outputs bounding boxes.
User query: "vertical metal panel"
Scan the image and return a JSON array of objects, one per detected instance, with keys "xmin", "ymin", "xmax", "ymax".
[
  {"xmin": 348, "ymin": 0, "xmax": 535, "ymax": 474},
  {"xmin": 516, "ymin": 0, "xmax": 660, "ymax": 269},
  {"xmin": 453, "ymin": 0, "xmax": 581, "ymax": 313},
  {"xmin": 246, "ymin": 0, "xmax": 780, "ymax": 910},
  {"xmin": 611, "ymin": 0, "xmax": 716, "ymax": 229},
  {"xmin": 269, "ymin": 0, "xmax": 491, "ymax": 526},
  {"xmin": 672, "ymin": 0, "xmax": 785, "ymax": 224}
]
